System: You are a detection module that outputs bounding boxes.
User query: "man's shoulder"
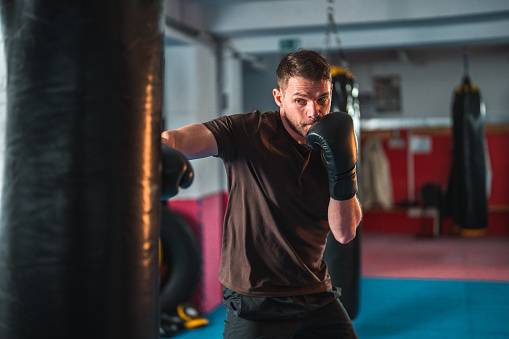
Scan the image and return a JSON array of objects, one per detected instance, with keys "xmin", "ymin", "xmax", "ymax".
[
  {"xmin": 217, "ymin": 110, "xmax": 279, "ymax": 128},
  {"xmin": 232, "ymin": 109, "xmax": 278, "ymax": 120},
  {"xmin": 203, "ymin": 109, "xmax": 280, "ymax": 138}
]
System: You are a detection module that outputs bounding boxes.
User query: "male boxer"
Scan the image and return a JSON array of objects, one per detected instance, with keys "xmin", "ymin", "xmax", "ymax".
[{"xmin": 162, "ymin": 49, "xmax": 362, "ymax": 338}]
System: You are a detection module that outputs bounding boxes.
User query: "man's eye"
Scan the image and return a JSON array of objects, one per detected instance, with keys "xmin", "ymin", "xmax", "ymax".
[{"xmin": 296, "ymin": 99, "xmax": 305, "ymax": 104}]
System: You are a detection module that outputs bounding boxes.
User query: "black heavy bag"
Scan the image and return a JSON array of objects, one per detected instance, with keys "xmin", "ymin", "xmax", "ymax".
[
  {"xmin": 448, "ymin": 76, "xmax": 488, "ymax": 234},
  {"xmin": 330, "ymin": 66, "xmax": 355, "ymax": 115},
  {"xmin": 0, "ymin": 1, "xmax": 164, "ymax": 339},
  {"xmin": 323, "ymin": 65, "xmax": 361, "ymax": 320}
]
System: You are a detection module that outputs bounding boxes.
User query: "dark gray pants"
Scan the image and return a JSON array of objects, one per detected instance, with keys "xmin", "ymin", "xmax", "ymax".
[{"xmin": 222, "ymin": 286, "xmax": 358, "ymax": 339}]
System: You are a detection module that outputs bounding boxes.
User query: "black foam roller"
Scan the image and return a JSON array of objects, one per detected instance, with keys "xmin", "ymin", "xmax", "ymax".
[{"xmin": 0, "ymin": 1, "xmax": 164, "ymax": 338}]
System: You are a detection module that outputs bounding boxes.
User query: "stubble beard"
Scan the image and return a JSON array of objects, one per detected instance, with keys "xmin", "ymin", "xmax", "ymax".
[{"xmin": 282, "ymin": 112, "xmax": 321, "ymax": 139}]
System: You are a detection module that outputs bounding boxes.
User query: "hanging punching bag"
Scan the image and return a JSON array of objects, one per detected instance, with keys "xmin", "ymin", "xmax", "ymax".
[
  {"xmin": 323, "ymin": 65, "xmax": 362, "ymax": 320},
  {"xmin": 449, "ymin": 76, "xmax": 488, "ymax": 234},
  {"xmin": 0, "ymin": 1, "xmax": 163, "ymax": 339}
]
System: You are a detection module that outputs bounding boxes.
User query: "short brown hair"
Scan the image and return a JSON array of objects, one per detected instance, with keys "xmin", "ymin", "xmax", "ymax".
[{"xmin": 276, "ymin": 49, "xmax": 331, "ymax": 91}]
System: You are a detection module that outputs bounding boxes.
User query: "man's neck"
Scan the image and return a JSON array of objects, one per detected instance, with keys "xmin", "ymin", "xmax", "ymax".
[{"xmin": 279, "ymin": 110, "xmax": 307, "ymax": 145}]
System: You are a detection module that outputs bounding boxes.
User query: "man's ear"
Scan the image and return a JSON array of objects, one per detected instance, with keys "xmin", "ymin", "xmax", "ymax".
[{"xmin": 273, "ymin": 88, "xmax": 283, "ymax": 108}]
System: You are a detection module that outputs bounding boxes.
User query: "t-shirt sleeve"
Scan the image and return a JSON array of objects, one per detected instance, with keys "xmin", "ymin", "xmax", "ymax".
[
  {"xmin": 203, "ymin": 115, "xmax": 237, "ymax": 160},
  {"xmin": 202, "ymin": 111, "xmax": 263, "ymax": 161}
]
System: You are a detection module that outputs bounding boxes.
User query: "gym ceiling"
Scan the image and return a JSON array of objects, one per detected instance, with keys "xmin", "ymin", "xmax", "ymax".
[{"xmin": 163, "ymin": 0, "xmax": 509, "ymax": 62}]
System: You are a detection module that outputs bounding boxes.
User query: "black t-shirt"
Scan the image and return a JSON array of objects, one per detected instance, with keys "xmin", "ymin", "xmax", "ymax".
[{"xmin": 204, "ymin": 110, "xmax": 332, "ymax": 297}]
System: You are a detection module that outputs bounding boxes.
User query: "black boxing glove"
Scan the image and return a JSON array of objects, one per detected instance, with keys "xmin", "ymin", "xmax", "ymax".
[
  {"xmin": 161, "ymin": 144, "xmax": 194, "ymax": 200},
  {"xmin": 306, "ymin": 112, "xmax": 358, "ymax": 200}
]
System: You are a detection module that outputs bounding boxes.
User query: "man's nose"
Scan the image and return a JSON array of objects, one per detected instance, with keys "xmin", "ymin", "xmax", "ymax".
[{"xmin": 307, "ymin": 102, "xmax": 320, "ymax": 119}]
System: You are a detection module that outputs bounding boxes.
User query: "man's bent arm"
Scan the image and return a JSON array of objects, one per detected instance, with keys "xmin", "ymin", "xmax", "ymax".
[
  {"xmin": 328, "ymin": 196, "xmax": 362, "ymax": 244},
  {"xmin": 161, "ymin": 124, "xmax": 218, "ymax": 160}
]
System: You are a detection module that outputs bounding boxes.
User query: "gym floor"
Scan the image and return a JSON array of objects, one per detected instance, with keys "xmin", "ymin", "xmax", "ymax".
[{"xmin": 170, "ymin": 233, "xmax": 509, "ymax": 339}]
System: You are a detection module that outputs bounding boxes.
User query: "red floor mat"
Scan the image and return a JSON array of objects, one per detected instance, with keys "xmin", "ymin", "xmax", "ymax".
[{"xmin": 362, "ymin": 233, "xmax": 509, "ymax": 281}]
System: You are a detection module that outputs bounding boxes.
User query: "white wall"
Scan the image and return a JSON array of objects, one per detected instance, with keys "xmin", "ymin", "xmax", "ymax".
[
  {"xmin": 242, "ymin": 49, "xmax": 509, "ymax": 124},
  {"xmin": 163, "ymin": 42, "xmax": 242, "ymax": 198},
  {"xmin": 242, "ymin": 53, "xmax": 280, "ymax": 114},
  {"xmin": 349, "ymin": 50, "xmax": 509, "ymax": 121},
  {"xmin": 221, "ymin": 48, "xmax": 244, "ymax": 117}
]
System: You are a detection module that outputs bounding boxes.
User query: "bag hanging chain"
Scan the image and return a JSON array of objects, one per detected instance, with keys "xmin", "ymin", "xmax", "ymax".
[{"xmin": 323, "ymin": 0, "xmax": 348, "ymax": 69}]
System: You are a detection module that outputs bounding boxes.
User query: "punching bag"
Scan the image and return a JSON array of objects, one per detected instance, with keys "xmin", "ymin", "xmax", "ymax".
[
  {"xmin": 323, "ymin": 65, "xmax": 361, "ymax": 320},
  {"xmin": 0, "ymin": 1, "xmax": 163, "ymax": 339},
  {"xmin": 449, "ymin": 75, "xmax": 488, "ymax": 234}
]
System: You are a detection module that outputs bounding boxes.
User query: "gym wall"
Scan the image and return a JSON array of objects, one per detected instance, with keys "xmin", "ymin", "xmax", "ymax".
[{"xmin": 360, "ymin": 126, "xmax": 509, "ymax": 235}]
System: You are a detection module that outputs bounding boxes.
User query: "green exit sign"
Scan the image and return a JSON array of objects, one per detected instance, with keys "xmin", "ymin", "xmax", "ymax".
[{"xmin": 279, "ymin": 38, "xmax": 301, "ymax": 51}]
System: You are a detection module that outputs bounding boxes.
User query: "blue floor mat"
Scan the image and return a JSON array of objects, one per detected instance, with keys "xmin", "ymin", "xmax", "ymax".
[
  {"xmin": 354, "ymin": 278, "xmax": 509, "ymax": 339},
  {"xmin": 170, "ymin": 278, "xmax": 509, "ymax": 339}
]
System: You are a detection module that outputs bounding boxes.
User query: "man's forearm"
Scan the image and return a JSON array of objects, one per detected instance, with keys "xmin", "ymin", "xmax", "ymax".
[
  {"xmin": 161, "ymin": 130, "xmax": 176, "ymax": 148},
  {"xmin": 328, "ymin": 196, "xmax": 362, "ymax": 244}
]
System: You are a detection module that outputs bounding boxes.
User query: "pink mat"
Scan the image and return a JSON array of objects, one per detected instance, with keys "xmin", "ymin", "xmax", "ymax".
[{"xmin": 168, "ymin": 193, "xmax": 224, "ymax": 314}]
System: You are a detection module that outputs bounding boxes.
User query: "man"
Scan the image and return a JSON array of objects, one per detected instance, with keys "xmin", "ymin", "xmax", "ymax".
[{"xmin": 162, "ymin": 49, "xmax": 362, "ymax": 338}]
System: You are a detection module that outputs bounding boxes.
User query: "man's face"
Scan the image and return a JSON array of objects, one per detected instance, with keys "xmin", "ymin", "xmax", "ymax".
[{"xmin": 273, "ymin": 76, "xmax": 332, "ymax": 145}]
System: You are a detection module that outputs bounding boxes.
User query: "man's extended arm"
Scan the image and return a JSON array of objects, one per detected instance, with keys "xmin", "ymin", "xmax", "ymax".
[
  {"xmin": 161, "ymin": 123, "xmax": 218, "ymax": 160},
  {"xmin": 160, "ymin": 123, "xmax": 218, "ymax": 199}
]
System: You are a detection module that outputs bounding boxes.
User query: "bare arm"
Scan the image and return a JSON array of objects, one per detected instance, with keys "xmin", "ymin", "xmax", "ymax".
[
  {"xmin": 161, "ymin": 124, "xmax": 218, "ymax": 160},
  {"xmin": 328, "ymin": 196, "xmax": 362, "ymax": 244}
]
